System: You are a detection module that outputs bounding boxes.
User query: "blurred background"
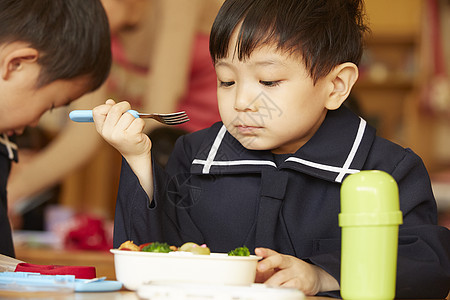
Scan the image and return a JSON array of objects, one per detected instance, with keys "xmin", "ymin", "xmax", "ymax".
[{"xmin": 7, "ymin": 0, "xmax": 450, "ymax": 279}]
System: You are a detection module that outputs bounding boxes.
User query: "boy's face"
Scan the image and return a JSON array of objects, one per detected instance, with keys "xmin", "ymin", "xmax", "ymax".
[
  {"xmin": 215, "ymin": 39, "xmax": 332, "ymax": 154},
  {"xmin": 0, "ymin": 75, "xmax": 90, "ymax": 136}
]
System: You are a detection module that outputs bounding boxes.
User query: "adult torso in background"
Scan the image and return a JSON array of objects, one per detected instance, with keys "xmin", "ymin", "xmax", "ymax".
[{"xmin": 105, "ymin": 0, "xmax": 223, "ymax": 132}]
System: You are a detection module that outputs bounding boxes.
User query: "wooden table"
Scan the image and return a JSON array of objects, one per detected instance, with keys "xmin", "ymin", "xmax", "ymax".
[
  {"xmin": 0, "ymin": 289, "xmax": 446, "ymax": 300},
  {"xmin": 0, "ymin": 289, "xmax": 334, "ymax": 299}
]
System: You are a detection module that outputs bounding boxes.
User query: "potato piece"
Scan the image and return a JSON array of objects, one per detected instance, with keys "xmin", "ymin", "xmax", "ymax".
[
  {"xmin": 179, "ymin": 242, "xmax": 198, "ymax": 252},
  {"xmin": 118, "ymin": 240, "xmax": 140, "ymax": 251},
  {"xmin": 190, "ymin": 245, "xmax": 211, "ymax": 255},
  {"xmin": 179, "ymin": 242, "xmax": 210, "ymax": 255}
]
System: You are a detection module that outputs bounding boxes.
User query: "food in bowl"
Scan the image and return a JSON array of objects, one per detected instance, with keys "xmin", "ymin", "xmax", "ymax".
[
  {"xmin": 140, "ymin": 242, "xmax": 177, "ymax": 253},
  {"xmin": 118, "ymin": 240, "xmax": 140, "ymax": 251},
  {"xmin": 178, "ymin": 242, "xmax": 211, "ymax": 255},
  {"xmin": 118, "ymin": 240, "xmax": 251, "ymax": 257},
  {"xmin": 228, "ymin": 246, "xmax": 251, "ymax": 256},
  {"xmin": 118, "ymin": 240, "xmax": 211, "ymax": 254},
  {"xmin": 111, "ymin": 241, "xmax": 261, "ymax": 290}
]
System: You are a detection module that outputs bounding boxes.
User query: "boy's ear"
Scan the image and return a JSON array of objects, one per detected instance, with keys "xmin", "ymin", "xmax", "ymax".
[
  {"xmin": 1, "ymin": 47, "xmax": 39, "ymax": 80},
  {"xmin": 325, "ymin": 63, "xmax": 359, "ymax": 110}
]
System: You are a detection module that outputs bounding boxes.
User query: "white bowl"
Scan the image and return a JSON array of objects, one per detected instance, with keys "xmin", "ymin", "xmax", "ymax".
[{"xmin": 110, "ymin": 249, "xmax": 261, "ymax": 290}]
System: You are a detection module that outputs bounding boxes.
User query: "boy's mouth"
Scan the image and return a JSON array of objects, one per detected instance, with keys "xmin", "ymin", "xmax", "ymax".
[
  {"xmin": 235, "ymin": 124, "xmax": 263, "ymax": 135},
  {"xmin": 5, "ymin": 128, "xmax": 24, "ymax": 136}
]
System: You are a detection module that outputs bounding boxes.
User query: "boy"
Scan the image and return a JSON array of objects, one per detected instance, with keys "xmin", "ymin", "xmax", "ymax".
[
  {"xmin": 0, "ymin": 0, "xmax": 111, "ymax": 257},
  {"xmin": 93, "ymin": 0, "xmax": 450, "ymax": 297}
]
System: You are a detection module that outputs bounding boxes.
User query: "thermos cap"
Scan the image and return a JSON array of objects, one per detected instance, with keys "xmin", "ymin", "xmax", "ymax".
[{"xmin": 339, "ymin": 170, "xmax": 403, "ymax": 227}]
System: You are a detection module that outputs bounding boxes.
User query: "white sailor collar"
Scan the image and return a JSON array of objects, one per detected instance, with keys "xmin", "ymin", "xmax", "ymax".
[{"xmin": 190, "ymin": 106, "xmax": 375, "ymax": 183}]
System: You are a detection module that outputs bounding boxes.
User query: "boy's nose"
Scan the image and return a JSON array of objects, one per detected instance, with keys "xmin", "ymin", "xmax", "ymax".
[{"xmin": 234, "ymin": 86, "xmax": 258, "ymax": 112}]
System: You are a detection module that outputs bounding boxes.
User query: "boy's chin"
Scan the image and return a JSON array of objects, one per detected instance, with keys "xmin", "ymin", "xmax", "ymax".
[
  {"xmin": 226, "ymin": 129, "xmax": 273, "ymax": 151},
  {"xmin": 236, "ymin": 137, "xmax": 269, "ymax": 151}
]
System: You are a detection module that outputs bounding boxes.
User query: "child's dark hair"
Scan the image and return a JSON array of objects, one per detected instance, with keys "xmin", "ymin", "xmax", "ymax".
[
  {"xmin": 0, "ymin": 0, "xmax": 111, "ymax": 91},
  {"xmin": 210, "ymin": 0, "xmax": 369, "ymax": 83}
]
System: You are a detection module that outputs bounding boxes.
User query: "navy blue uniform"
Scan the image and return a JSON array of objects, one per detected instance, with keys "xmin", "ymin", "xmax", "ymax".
[
  {"xmin": 114, "ymin": 106, "xmax": 450, "ymax": 298},
  {"xmin": 0, "ymin": 134, "xmax": 18, "ymax": 257}
]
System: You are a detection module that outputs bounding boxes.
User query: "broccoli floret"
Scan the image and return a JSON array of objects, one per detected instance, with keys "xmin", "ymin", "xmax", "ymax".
[
  {"xmin": 228, "ymin": 246, "xmax": 250, "ymax": 256},
  {"xmin": 141, "ymin": 242, "xmax": 173, "ymax": 253}
]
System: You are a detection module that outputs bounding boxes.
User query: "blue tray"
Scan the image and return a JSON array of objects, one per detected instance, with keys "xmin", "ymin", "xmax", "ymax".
[{"xmin": 0, "ymin": 272, "xmax": 122, "ymax": 292}]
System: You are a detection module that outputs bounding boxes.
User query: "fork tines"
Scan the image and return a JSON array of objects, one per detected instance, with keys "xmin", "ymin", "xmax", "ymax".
[
  {"xmin": 151, "ymin": 111, "xmax": 190, "ymax": 125},
  {"xmin": 161, "ymin": 115, "xmax": 190, "ymax": 125}
]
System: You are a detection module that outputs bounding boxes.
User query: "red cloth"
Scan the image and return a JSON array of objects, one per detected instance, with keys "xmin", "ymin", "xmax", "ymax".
[
  {"xmin": 63, "ymin": 215, "xmax": 112, "ymax": 251},
  {"xmin": 15, "ymin": 263, "xmax": 96, "ymax": 279}
]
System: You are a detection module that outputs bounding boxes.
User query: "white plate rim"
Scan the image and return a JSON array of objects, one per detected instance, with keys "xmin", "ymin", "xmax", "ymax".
[{"xmin": 110, "ymin": 249, "xmax": 262, "ymax": 261}]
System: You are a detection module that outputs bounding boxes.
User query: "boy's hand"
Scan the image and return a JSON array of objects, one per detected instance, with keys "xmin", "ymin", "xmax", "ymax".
[
  {"xmin": 92, "ymin": 99, "xmax": 151, "ymax": 159},
  {"xmin": 254, "ymin": 247, "xmax": 339, "ymax": 295},
  {"xmin": 93, "ymin": 100, "xmax": 154, "ymax": 196}
]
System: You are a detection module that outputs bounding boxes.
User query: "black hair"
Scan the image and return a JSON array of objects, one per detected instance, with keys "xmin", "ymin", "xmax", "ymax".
[
  {"xmin": 0, "ymin": 0, "xmax": 111, "ymax": 91},
  {"xmin": 210, "ymin": 0, "xmax": 369, "ymax": 83}
]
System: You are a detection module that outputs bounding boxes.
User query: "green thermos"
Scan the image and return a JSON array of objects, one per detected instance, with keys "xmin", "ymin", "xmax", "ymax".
[{"xmin": 339, "ymin": 170, "xmax": 403, "ymax": 300}]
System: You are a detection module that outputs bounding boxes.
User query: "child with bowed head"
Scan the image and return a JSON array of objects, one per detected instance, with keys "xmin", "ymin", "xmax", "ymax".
[
  {"xmin": 0, "ymin": 0, "xmax": 111, "ymax": 257},
  {"xmin": 92, "ymin": 0, "xmax": 450, "ymax": 297}
]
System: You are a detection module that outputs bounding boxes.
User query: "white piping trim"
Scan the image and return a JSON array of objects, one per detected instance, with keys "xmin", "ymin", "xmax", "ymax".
[
  {"xmin": 0, "ymin": 133, "xmax": 17, "ymax": 160},
  {"xmin": 202, "ymin": 125, "xmax": 228, "ymax": 173},
  {"xmin": 334, "ymin": 118, "xmax": 366, "ymax": 182},
  {"xmin": 193, "ymin": 159, "xmax": 277, "ymax": 169},
  {"xmin": 195, "ymin": 155, "xmax": 358, "ymax": 177},
  {"xmin": 285, "ymin": 157, "xmax": 359, "ymax": 178}
]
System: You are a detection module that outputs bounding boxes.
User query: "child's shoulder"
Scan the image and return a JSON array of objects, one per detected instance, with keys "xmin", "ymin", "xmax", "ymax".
[
  {"xmin": 372, "ymin": 134, "xmax": 416, "ymax": 160},
  {"xmin": 369, "ymin": 134, "xmax": 426, "ymax": 173}
]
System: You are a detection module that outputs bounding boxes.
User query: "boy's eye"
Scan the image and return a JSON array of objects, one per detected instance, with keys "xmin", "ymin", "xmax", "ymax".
[
  {"xmin": 260, "ymin": 80, "xmax": 281, "ymax": 87},
  {"xmin": 219, "ymin": 81, "xmax": 235, "ymax": 87}
]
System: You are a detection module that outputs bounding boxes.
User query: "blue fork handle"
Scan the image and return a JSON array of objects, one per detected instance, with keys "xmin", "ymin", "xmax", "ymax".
[{"xmin": 69, "ymin": 110, "xmax": 139, "ymax": 122}]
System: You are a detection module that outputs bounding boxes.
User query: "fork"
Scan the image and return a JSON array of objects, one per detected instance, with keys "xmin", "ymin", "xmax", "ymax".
[{"xmin": 69, "ymin": 110, "xmax": 189, "ymax": 125}]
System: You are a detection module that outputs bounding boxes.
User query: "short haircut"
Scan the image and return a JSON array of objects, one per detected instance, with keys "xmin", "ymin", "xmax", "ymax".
[
  {"xmin": 0, "ymin": 0, "xmax": 111, "ymax": 91},
  {"xmin": 210, "ymin": 0, "xmax": 369, "ymax": 83}
]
